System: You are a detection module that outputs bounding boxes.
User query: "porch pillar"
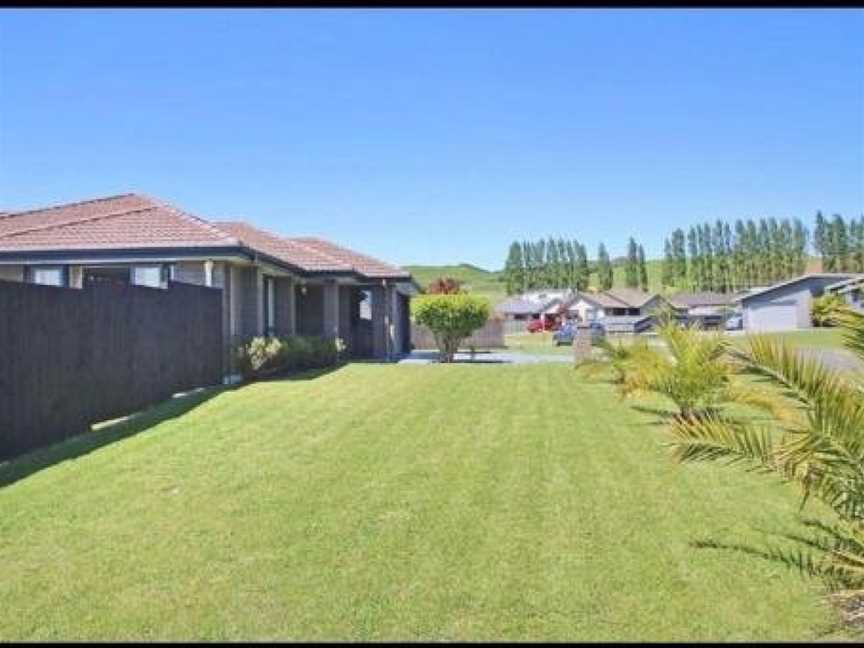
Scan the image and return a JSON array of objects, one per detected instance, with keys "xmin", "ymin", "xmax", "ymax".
[
  {"xmin": 371, "ymin": 282, "xmax": 394, "ymax": 360},
  {"xmin": 322, "ymin": 280, "xmax": 341, "ymax": 341},
  {"xmin": 285, "ymin": 277, "xmax": 297, "ymax": 336},
  {"xmin": 371, "ymin": 285, "xmax": 386, "ymax": 359}
]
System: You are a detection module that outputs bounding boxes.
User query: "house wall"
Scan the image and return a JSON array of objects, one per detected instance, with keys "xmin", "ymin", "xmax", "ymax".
[
  {"xmin": 0, "ymin": 265, "xmax": 24, "ymax": 282},
  {"xmin": 297, "ymin": 284, "xmax": 324, "ymax": 336},
  {"xmin": 638, "ymin": 296, "xmax": 663, "ymax": 315},
  {"xmin": 568, "ymin": 298, "xmax": 605, "ymax": 322},
  {"xmin": 741, "ymin": 278, "xmax": 842, "ymax": 331},
  {"xmin": 339, "ymin": 286, "xmax": 354, "ymax": 350},
  {"xmin": 175, "ymin": 261, "xmax": 206, "ymax": 285},
  {"xmin": 390, "ymin": 287, "xmax": 403, "ymax": 355},
  {"xmin": 273, "ymin": 277, "xmax": 296, "ymax": 336}
]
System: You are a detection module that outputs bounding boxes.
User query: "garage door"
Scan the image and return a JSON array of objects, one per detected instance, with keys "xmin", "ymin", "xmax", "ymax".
[{"xmin": 746, "ymin": 300, "xmax": 799, "ymax": 331}]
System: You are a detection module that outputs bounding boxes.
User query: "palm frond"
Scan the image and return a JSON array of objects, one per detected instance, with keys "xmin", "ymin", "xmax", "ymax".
[{"xmin": 666, "ymin": 413, "xmax": 777, "ymax": 471}]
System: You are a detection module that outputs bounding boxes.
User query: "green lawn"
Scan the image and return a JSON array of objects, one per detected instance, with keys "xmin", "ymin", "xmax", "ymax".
[
  {"xmin": 729, "ymin": 327, "xmax": 847, "ymax": 351},
  {"xmin": 0, "ymin": 364, "xmax": 849, "ymax": 641}
]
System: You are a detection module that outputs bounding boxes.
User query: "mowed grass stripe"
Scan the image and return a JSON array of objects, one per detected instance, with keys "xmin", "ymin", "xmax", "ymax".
[{"xmin": 0, "ymin": 363, "xmax": 846, "ymax": 640}]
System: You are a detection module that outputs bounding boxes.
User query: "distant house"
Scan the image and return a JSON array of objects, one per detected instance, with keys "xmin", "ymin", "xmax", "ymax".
[
  {"xmin": 668, "ymin": 291, "xmax": 735, "ymax": 328},
  {"xmin": 0, "ymin": 194, "xmax": 419, "ymax": 374},
  {"xmin": 736, "ymin": 273, "xmax": 860, "ymax": 332},
  {"xmin": 495, "ymin": 288, "xmax": 574, "ymax": 322},
  {"xmin": 566, "ymin": 289, "xmax": 668, "ymax": 334},
  {"xmin": 826, "ymin": 276, "xmax": 864, "ymax": 311}
]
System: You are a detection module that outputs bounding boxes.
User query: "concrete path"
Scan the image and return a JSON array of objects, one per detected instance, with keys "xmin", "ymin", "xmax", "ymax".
[
  {"xmin": 797, "ymin": 347, "xmax": 863, "ymax": 373},
  {"xmin": 398, "ymin": 350, "xmax": 574, "ymax": 365}
]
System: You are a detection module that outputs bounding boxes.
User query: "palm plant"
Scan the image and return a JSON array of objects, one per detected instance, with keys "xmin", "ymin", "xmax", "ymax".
[
  {"xmin": 585, "ymin": 320, "xmax": 780, "ymax": 420},
  {"xmin": 666, "ymin": 307, "xmax": 864, "ymax": 596}
]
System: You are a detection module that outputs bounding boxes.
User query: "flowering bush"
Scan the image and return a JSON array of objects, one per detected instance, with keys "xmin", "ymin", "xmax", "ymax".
[{"xmin": 235, "ymin": 335, "xmax": 343, "ymax": 380}]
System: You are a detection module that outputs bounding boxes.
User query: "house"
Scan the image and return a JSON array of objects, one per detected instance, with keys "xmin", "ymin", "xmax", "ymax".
[
  {"xmin": 826, "ymin": 276, "xmax": 864, "ymax": 311},
  {"xmin": 736, "ymin": 273, "xmax": 861, "ymax": 332},
  {"xmin": 565, "ymin": 288, "xmax": 668, "ymax": 334},
  {"xmin": 668, "ymin": 291, "xmax": 735, "ymax": 328},
  {"xmin": 0, "ymin": 194, "xmax": 419, "ymax": 375},
  {"xmin": 566, "ymin": 288, "xmax": 664, "ymax": 319},
  {"xmin": 495, "ymin": 288, "xmax": 574, "ymax": 322}
]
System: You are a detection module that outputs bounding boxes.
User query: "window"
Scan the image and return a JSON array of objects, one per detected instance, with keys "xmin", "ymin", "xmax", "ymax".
[
  {"xmin": 132, "ymin": 265, "xmax": 164, "ymax": 288},
  {"xmin": 29, "ymin": 266, "xmax": 66, "ymax": 287}
]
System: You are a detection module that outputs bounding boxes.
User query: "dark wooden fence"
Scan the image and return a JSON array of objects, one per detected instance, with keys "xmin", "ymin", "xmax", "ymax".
[
  {"xmin": 411, "ymin": 318, "xmax": 506, "ymax": 351},
  {"xmin": 0, "ymin": 280, "xmax": 223, "ymax": 460}
]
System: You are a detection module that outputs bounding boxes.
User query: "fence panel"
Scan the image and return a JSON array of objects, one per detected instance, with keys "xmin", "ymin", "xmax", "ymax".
[
  {"xmin": 411, "ymin": 318, "xmax": 506, "ymax": 350},
  {"xmin": 0, "ymin": 280, "xmax": 223, "ymax": 460}
]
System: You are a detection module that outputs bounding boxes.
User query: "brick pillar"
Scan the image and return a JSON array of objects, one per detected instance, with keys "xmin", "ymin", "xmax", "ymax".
[{"xmin": 322, "ymin": 281, "xmax": 341, "ymax": 341}]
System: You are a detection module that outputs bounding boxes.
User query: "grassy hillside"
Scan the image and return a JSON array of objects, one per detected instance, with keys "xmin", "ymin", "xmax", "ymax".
[
  {"xmin": 406, "ymin": 257, "xmax": 824, "ymax": 306},
  {"xmin": 404, "ymin": 264, "xmax": 507, "ymax": 305}
]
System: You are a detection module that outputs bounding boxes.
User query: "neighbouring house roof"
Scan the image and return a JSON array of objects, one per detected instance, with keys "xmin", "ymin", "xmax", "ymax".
[
  {"xmin": 736, "ymin": 273, "xmax": 862, "ymax": 304},
  {"xmin": 668, "ymin": 291, "xmax": 733, "ymax": 309},
  {"xmin": 0, "ymin": 193, "xmax": 412, "ymax": 283},
  {"xmin": 826, "ymin": 276, "xmax": 864, "ymax": 294},
  {"xmin": 573, "ymin": 289, "xmax": 659, "ymax": 310},
  {"xmin": 495, "ymin": 296, "xmax": 561, "ymax": 315}
]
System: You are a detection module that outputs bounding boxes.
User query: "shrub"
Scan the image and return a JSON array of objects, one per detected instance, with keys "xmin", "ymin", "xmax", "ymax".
[
  {"xmin": 413, "ymin": 294, "xmax": 490, "ymax": 362},
  {"xmin": 426, "ymin": 277, "xmax": 463, "ymax": 294},
  {"xmin": 812, "ymin": 293, "xmax": 845, "ymax": 327},
  {"xmin": 235, "ymin": 335, "xmax": 342, "ymax": 380}
]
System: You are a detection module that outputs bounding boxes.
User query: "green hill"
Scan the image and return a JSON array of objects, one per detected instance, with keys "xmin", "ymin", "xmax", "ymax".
[
  {"xmin": 404, "ymin": 264, "xmax": 507, "ymax": 305},
  {"xmin": 405, "ymin": 257, "xmax": 823, "ymax": 306}
]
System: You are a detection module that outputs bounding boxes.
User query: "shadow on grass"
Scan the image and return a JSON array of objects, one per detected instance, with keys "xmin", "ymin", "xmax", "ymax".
[
  {"xmin": 0, "ymin": 385, "xmax": 228, "ymax": 490},
  {"xmin": 692, "ymin": 517, "xmax": 862, "ymax": 592},
  {"xmin": 690, "ymin": 518, "xmax": 864, "ymax": 637}
]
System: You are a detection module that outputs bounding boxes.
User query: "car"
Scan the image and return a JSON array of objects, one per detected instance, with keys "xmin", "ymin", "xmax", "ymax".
[
  {"xmin": 526, "ymin": 318, "xmax": 560, "ymax": 333},
  {"xmin": 724, "ymin": 314, "xmax": 743, "ymax": 331},
  {"xmin": 553, "ymin": 321, "xmax": 605, "ymax": 345}
]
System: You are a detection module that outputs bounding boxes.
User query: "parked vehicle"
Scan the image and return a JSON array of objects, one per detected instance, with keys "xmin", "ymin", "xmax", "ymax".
[
  {"xmin": 553, "ymin": 321, "xmax": 605, "ymax": 345},
  {"xmin": 526, "ymin": 318, "xmax": 560, "ymax": 333},
  {"xmin": 724, "ymin": 315, "xmax": 743, "ymax": 331}
]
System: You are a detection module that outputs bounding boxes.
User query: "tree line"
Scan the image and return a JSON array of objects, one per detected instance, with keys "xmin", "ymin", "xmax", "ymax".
[
  {"xmin": 660, "ymin": 217, "xmax": 809, "ymax": 293},
  {"xmin": 661, "ymin": 213, "xmax": 864, "ymax": 293},
  {"xmin": 503, "ymin": 237, "xmax": 649, "ymax": 295},
  {"xmin": 503, "ymin": 211, "xmax": 862, "ymax": 297}
]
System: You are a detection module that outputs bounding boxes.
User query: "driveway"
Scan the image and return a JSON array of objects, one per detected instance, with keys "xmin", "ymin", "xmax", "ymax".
[
  {"xmin": 797, "ymin": 347, "xmax": 862, "ymax": 373},
  {"xmin": 398, "ymin": 350, "xmax": 574, "ymax": 365}
]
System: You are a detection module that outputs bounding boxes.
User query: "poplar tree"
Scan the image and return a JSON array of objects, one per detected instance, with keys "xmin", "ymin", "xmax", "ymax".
[
  {"xmin": 597, "ymin": 243, "xmax": 613, "ymax": 290},
  {"xmin": 637, "ymin": 244, "xmax": 649, "ymax": 292},
  {"xmin": 503, "ymin": 242, "xmax": 524, "ymax": 295},
  {"xmin": 625, "ymin": 237, "xmax": 639, "ymax": 288},
  {"xmin": 671, "ymin": 228, "xmax": 687, "ymax": 284},
  {"xmin": 662, "ymin": 238, "xmax": 676, "ymax": 288},
  {"xmin": 576, "ymin": 243, "xmax": 590, "ymax": 291}
]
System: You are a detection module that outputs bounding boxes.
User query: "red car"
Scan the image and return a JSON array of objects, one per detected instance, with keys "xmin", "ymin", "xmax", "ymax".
[{"xmin": 526, "ymin": 318, "xmax": 560, "ymax": 333}]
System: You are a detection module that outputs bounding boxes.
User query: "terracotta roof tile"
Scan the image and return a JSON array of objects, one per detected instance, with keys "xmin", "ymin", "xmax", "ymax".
[
  {"xmin": 0, "ymin": 194, "xmax": 238, "ymax": 250},
  {"xmin": 0, "ymin": 194, "xmax": 412, "ymax": 281}
]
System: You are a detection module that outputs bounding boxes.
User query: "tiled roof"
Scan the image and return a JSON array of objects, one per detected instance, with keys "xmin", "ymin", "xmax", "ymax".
[
  {"xmin": 0, "ymin": 194, "xmax": 237, "ymax": 250},
  {"xmin": 214, "ymin": 223, "xmax": 409, "ymax": 279},
  {"xmin": 496, "ymin": 296, "xmax": 561, "ymax": 315},
  {"xmin": 290, "ymin": 236, "xmax": 411, "ymax": 279},
  {"xmin": 605, "ymin": 288, "xmax": 657, "ymax": 308},
  {"xmin": 0, "ymin": 194, "xmax": 411, "ymax": 281}
]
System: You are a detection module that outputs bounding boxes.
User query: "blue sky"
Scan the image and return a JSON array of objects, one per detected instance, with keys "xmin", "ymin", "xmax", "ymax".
[{"xmin": 1, "ymin": 9, "xmax": 861, "ymax": 270}]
